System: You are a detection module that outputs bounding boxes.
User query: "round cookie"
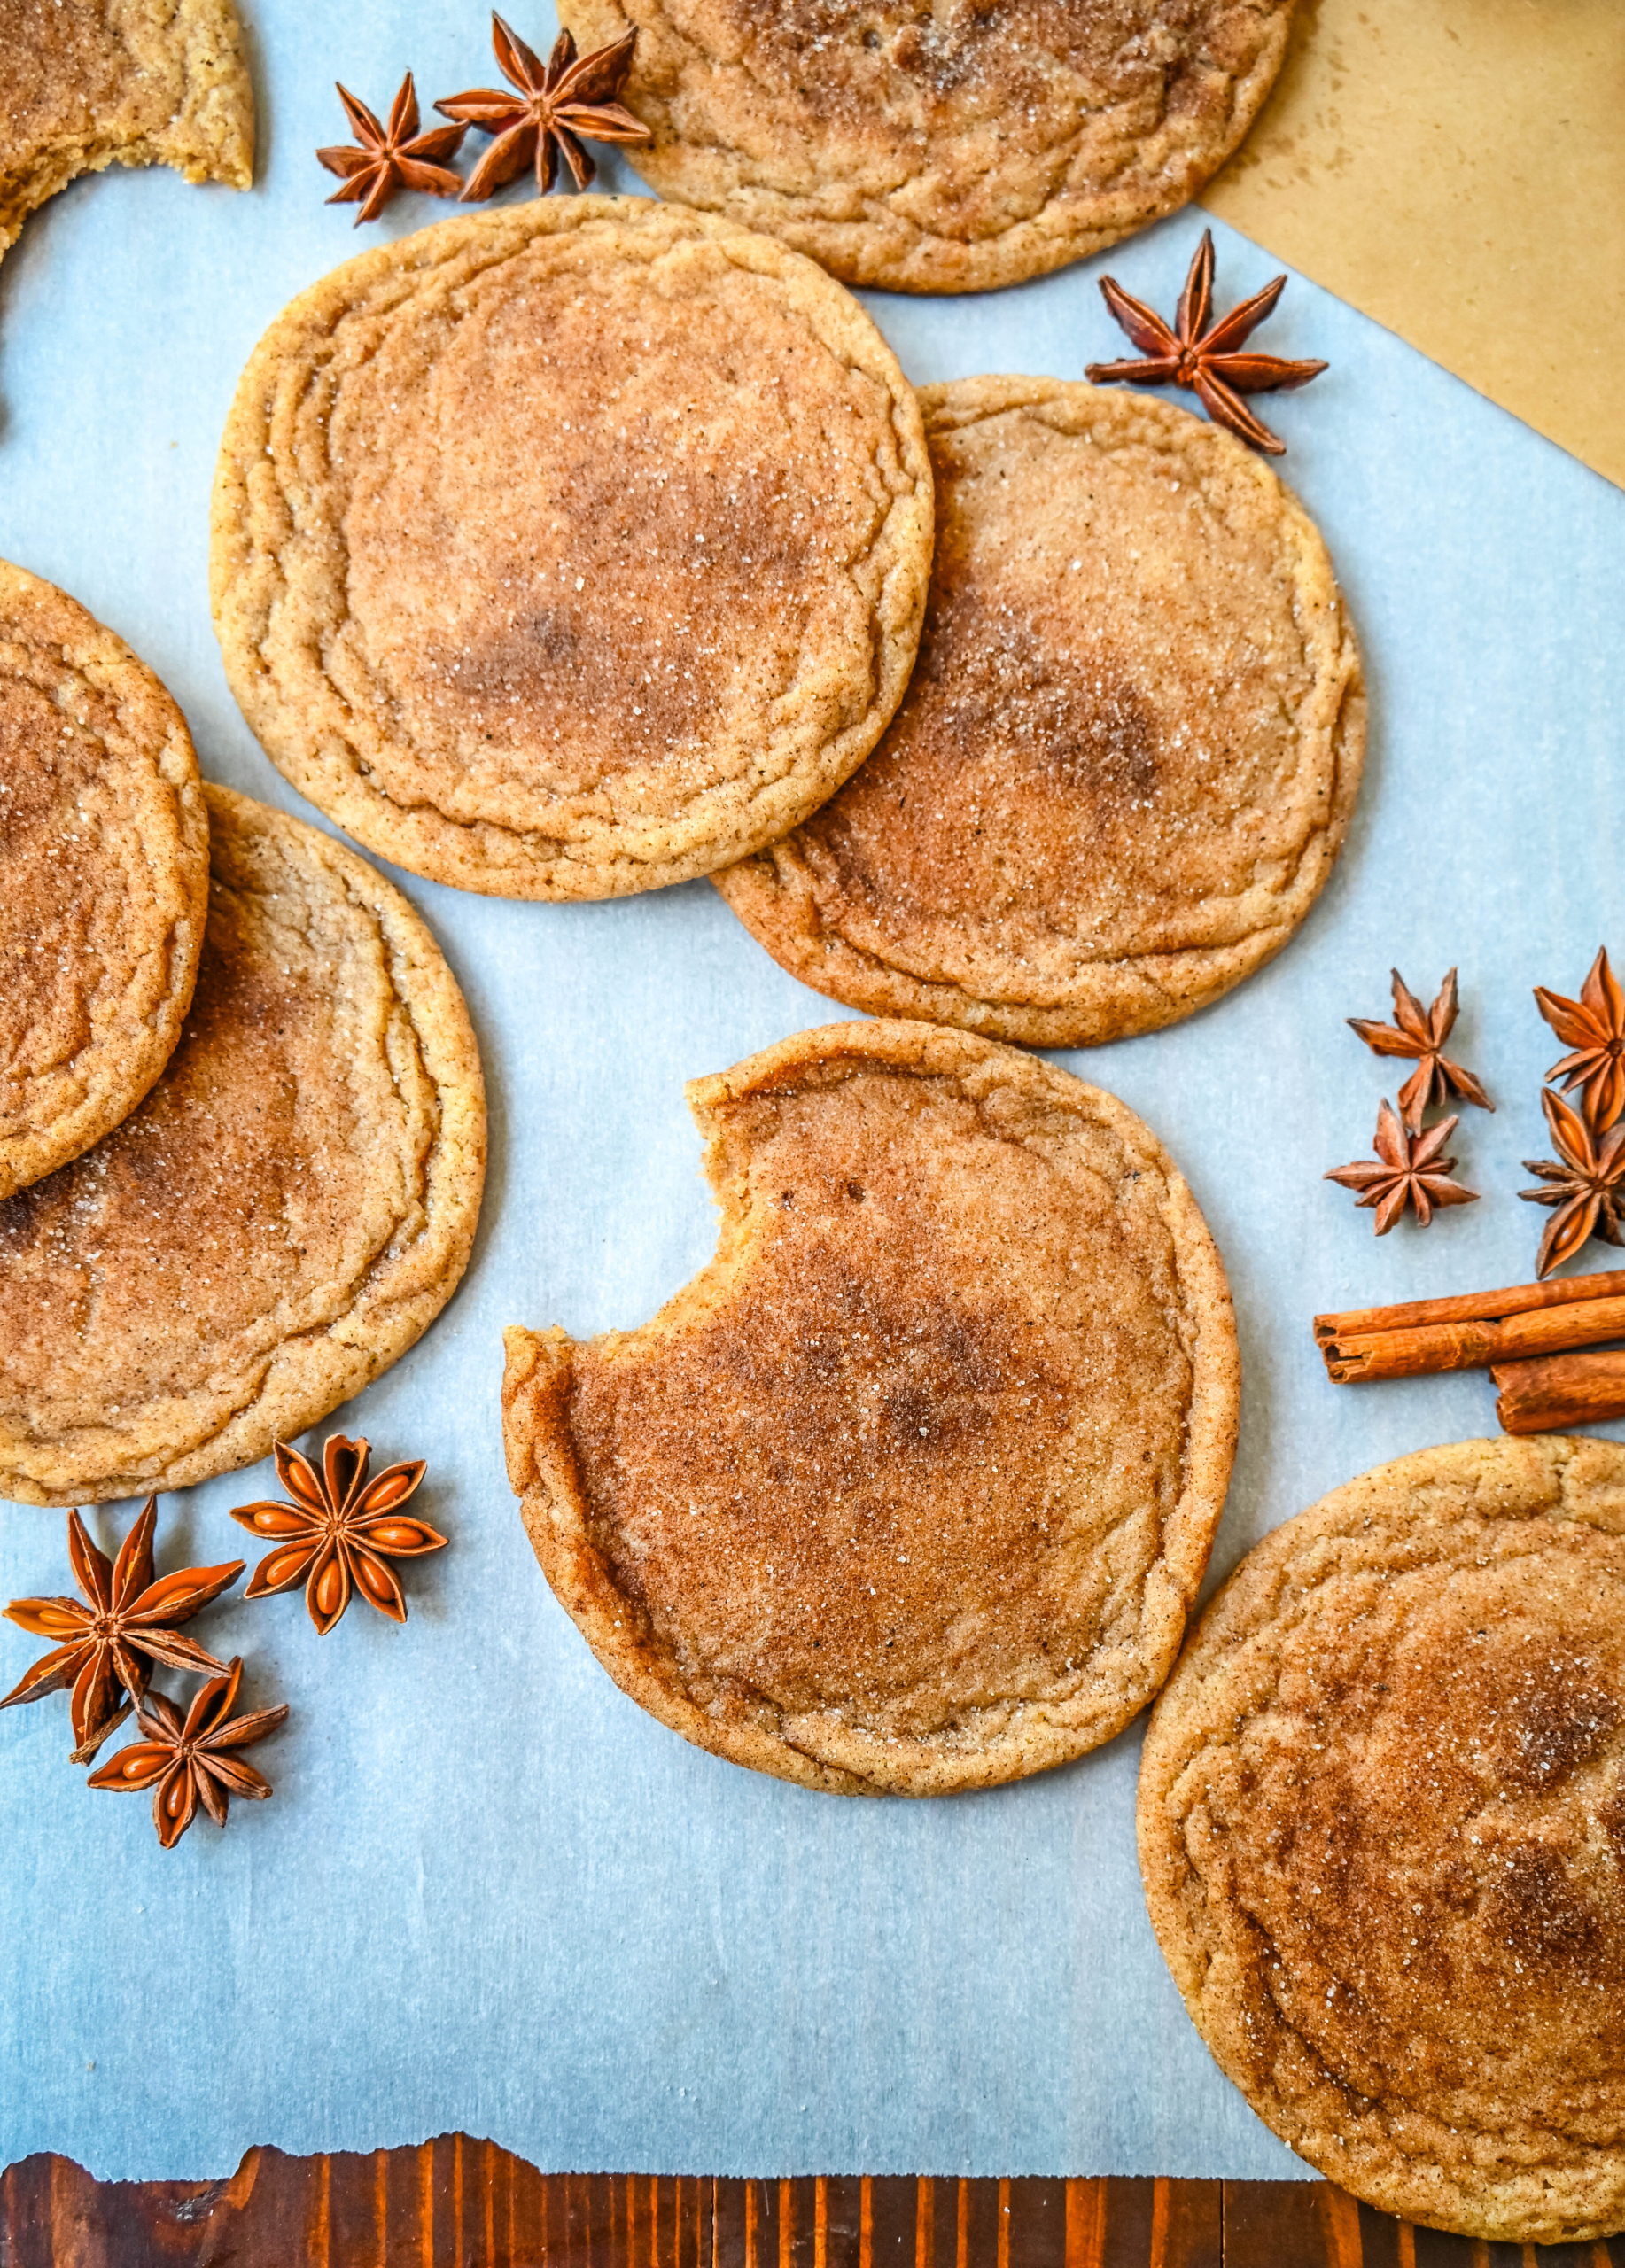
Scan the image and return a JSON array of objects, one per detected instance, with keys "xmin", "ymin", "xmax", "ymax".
[
  {"xmin": 558, "ymin": 0, "xmax": 1295, "ymax": 293},
  {"xmin": 716, "ymin": 380, "xmax": 1365, "ymax": 1046},
  {"xmin": 210, "ymin": 198, "xmax": 933, "ymax": 901},
  {"xmin": 0, "ymin": 562, "xmax": 209, "ymax": 1200},
  {"xmin": 1138, "ymin": 1437, "xmax": 1625, "ymax": 2247},
  {"xmin": 503, "ymin": 1018, "xmax": 1238, "ymax": 1795},
  {"xmin": 0, "ymin": 785, "xmax": 486, "ymax": 1506}
]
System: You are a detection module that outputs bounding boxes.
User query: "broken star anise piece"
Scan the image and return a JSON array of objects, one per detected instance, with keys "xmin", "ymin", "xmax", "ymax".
[
  {"xmin": 231, "ymin": 1436, "xmax": 443, "ymax": 1636},
  {"xmin": 1347, "ymin": 966, "xmax": 1494, "ymax": 1133},
  {"xmin": 316, "ymin": 73, "xmax": 468, "ymax": 226},
  {"xmin": 1534, "ymin": 946, "xmax": 1625, "ymax": 1134},
  {"xmin": 89, "ymin": 1659, "xmax": 288, "ymax": 1851},
  {"xmin": 1, "ymin": 1501, "xmax": 244, "ymax": 1764},
  {"xmin": 1085, "ymin": 229, "xmax": 1327, "ymax": 456},
  {"xmin": 437, "ymin": 16, "xmax": 649, "ymax": 201},
  {"xmin": 1520, "ymin": 1086, "xmax": 1625, "ymax": 1278},
  {"xmin": 1326, "ymin": 1099, "xmax": 1480, "ymax": 1234}
]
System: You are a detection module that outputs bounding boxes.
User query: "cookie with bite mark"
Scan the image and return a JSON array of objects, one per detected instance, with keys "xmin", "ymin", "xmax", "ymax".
[{"xmin": 504, "ymin": 1018, "xmax": 1238, "ymax": 1794}]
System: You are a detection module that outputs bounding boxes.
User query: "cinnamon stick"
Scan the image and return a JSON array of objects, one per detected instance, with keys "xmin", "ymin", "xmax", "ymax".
[
  {"xmin": 1313, "ymin": 1265, "xmax": 1625, "ymax": 1347},
  {"xmin": 1492, "ymin": 1348, "xmax": 1625, "ymax": 1435},
  {"xmin": 1319, "ymin": 1293, "xmax": 1625, "ymax": 1384}
]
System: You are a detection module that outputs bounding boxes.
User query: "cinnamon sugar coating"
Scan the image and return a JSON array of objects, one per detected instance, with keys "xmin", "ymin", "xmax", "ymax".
[
  {"xmin": 504, "ymin": 1020, "xmax": 1238, "ymax": 1794},
  {"xmin": 1139, "ymin": 1437, "xmax": 1625, "ymax": 2246},
  {"xmin": 0, "ymin": 787, "xmax": 486, "ymax": 1506},
  {"xmin": 0, "ymin": 0, "xmax": 252, "ymax": 262},
  {"xmin": 0, "ymin": 562, "xmax": 208, "ymax": 1200},
  {"xmin": 210, "ymin": 199, "xmax": 933, "ymax": 900},
  {"xmin": 558, "ymin": 0, "xmax": 1295, "ymax": 292},
  {"xmin": 717, "ymin": 381, "xmax": 1365, "ymax": 1045}
]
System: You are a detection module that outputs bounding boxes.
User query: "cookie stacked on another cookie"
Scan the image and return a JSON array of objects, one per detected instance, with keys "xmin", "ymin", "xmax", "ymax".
[
  {"xmin": 0, "ymin": 563, "xmax": 209, "ymax": 1200},
  {"xmin": 0, "ymin": 785, "xmax": 486, "ymax": 1506},
  {"xmin": 558, "ymin": 0, "xmax": 1297, "ymax": 292},
  {"xmin": 1139, "ymin": 1437, "xmax": 1625, "ymax": 2247},
  {"xmin": 211, "ymin": 198, "xmax": 933, "ymax": 900},
  {"xmin": 719, "ymin": 380, "xmax": 1365, "ymax": 1045},
  {"xmin": 504, "ymin": 1019, "xmax": 1238, "ymax": 1795}
]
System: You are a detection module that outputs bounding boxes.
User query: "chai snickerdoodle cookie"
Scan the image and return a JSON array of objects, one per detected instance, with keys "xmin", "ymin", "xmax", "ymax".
[
  {"xmin": 0, "ymin": 786, "xmax": 485, "ymax": 1506},
  {"xmin": 558, "ymin": 0, "xmax": 1295, "ymax": 293},
  {"xmin": 210, "ymin": 198, "xmax": 933, "ymax": 901},
  {"xmin": 1139, "ymin": 1436, "xmax": 1625, "ymax": 2248},
  {"xmin": 504, "ymin": 1019, "xmax": 1238, "ymax": 1795},
  {"xmin": 0, "ymin": 562, "xmax": 208, "ymax": 1200},
  {"xmin": 0, "ymin": 0, "xmax": 253, "ymax": 263},
  {"xmin": 717, "ymin": 381, "xmax": 1365, "ymax": 1046}
]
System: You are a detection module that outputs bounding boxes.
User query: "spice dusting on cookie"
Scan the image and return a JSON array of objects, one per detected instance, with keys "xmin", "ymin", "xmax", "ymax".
[
  {"xmin": 1139, "ymin": 1437, "xmax": 1625, "ymax": 2246},
  {"xmin": 555, "ymin": 0, "xmax": 1295, "ymax": 291},
  {"xmin": 0, "ymin": 0, "xmax": 253, "ymax": 263},
  {"xmin": 715, "ymin": 377, "xmax": 1364, "ymax": 1045},
  {"xmin": 210, "ymin": 202, "xmax": 932, "ymax": 898},
  {"xmin": 504, "ymin": 1021, "xmax": 1239, "ymax": 1795}
]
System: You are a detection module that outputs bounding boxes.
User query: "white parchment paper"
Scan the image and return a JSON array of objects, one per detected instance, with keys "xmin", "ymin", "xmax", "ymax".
[{"xmin": 1, "ymin": 0, "xmax": 1622, "ymax": 2184}]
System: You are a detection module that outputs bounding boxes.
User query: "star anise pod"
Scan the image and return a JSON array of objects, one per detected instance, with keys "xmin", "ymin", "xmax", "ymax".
[
  {"xmin": 1085, "ymin": 229, "xmax": 1327, "ymax": 456},
  {"xmin": 1347, "ymin": 967, "xmax": 1494, "ymax": 1133},
  {"xmin": 1, "ymin": 1502, "xmax": 244, "ymax": 1763},
  {"xmin": 1520, "ymin": 1086, "xmax": 1625, "ymax": 1278},
  {"xmin": 231, "ymin": 1436, "xmax": 443, "ymax": 1636},
  {"xmin": 88, "ymin": 1659, "xmax": 288, "ymax": 1850},
  {"xmin": 1534, "ymin": 947, "xmax": 1625, "ymax": 1135},
  {"xmin": 316, "ymin": 73, "xmax": 468, "ymax": 226},
  {"xmin": 1326, "ymin": 1099, "xmax": 1480, "ymax": 1234},
  {"xmin": 437, "ymin": 17, "xmax": 649, "ymax": 201}
]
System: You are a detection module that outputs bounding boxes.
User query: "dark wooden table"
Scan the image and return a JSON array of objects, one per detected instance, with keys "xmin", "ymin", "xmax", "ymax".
[{"xmin": 4, "ymin": 2144, "xmax": 1621, "ymax": 2266}]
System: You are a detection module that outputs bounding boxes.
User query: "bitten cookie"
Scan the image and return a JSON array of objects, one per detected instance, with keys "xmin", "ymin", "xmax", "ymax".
[
  {"xmin": 717, "ymin": 380, "xmax": 1365, "ymax": 1046},
  {"xmin": 559, "ymin": 0, "xmax": 1295, "ymax": 292},
  {"xmin": 211, "ymin": 198, "xmax": 933, "ymax": 900},
  {"xmin": 1139, "ymin": 1437, "xmax": 1625, "ymax": 2248},
  {"xmin": 0, "ymin": 786, "xmax": 486, "ymax": 1505},
  {"xmin": 504, "ymin": 1019, "xmax": 1238, "ymax": 1795},
  {"xmin": 0, "ymin": 561, "xmax": 208, "ymax": 1200},
  {"xmin": 0, "ymin": 0, "xmax": 253, "ymax": 262}
]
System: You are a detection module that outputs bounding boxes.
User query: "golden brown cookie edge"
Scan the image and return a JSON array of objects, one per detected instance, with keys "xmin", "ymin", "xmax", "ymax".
[
  {"xmin": 1136, "ymin": 1434, "xmax": 1625, "ymax": 2247},
  {"xmin": 714, "ymin": 377, "xmax": 1365, "ymax": 1045},
  {"xmin": 2, "ymin": 782, "xmax": 486, "ymax": 1506},
  {"xmin": 503, "ymin": 1017, "xmax": 1239, "ymax": 1795},
  {"xmin": 0, "ymin": 0, "xmax": 253, "ymax": 260},
  {"xmin": 559, "ymin": 0, "xmax": 1295, "ymax": 293},
  {"xmin": 0, "ymin": 560, "xmax": 210, "ymax": 1201},
  {"xmin": 209, "ymin": 198, "xmax": 934, "ymax": 901}
]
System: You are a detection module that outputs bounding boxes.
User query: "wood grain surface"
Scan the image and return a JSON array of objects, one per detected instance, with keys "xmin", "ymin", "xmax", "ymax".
[{"xmin": 3, "ymin": 2146, "xmax": 1621, "ymax": 2267}]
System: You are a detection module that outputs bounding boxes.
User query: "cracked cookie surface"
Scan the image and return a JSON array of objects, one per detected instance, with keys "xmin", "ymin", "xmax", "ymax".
[
  {"xmin": 559, "ymin": 0, "xmax": 1295, "ymax": 291},
  {"xmin": 504, "ymin": 1019, "xmax": 1238, "ymax": 1794},
  {"xmin": 717, "ymin": 380, "xmax": 1365, "ymax": 1046},
  {"xmin": 0, "ymin": 0, "xmax": 253, "ymax": 262},
  {"xmin": 0, "ymin": 561, "xmax": 208, "ymax": 1200},
  {"xmin": 210, "ymin": 199, "xmax": 933, "ymax": 900},
  {"xmin": 1139, "ymin": 1436, "xmax": 1625, "ymax": 2246},
  {"xmin": 0, "ymin": 785, "xmax": 486, "ymax": 1506}
]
